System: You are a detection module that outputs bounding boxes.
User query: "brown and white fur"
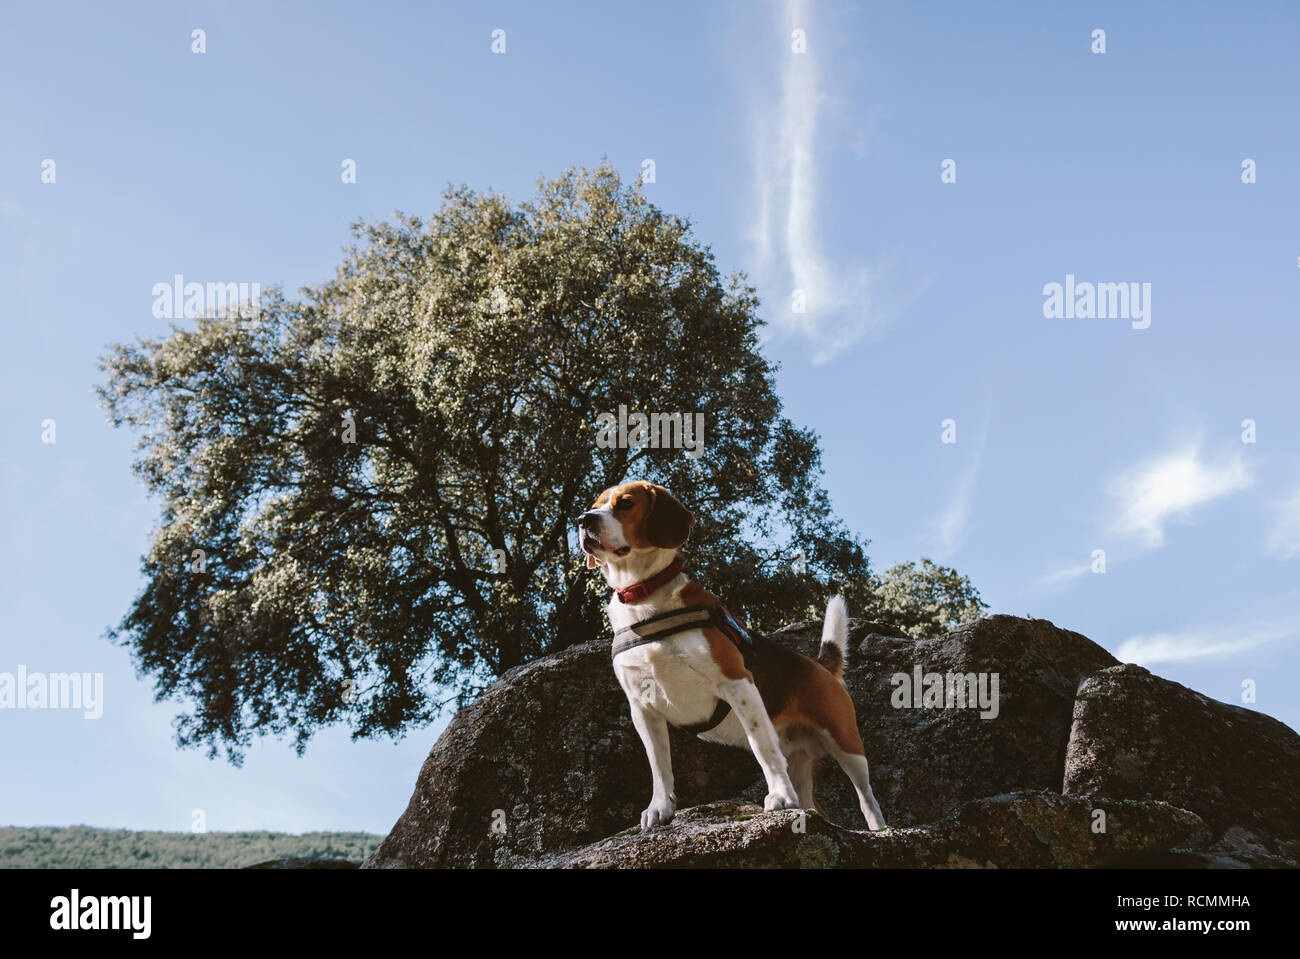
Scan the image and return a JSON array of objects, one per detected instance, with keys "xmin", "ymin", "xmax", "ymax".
[{"xmin": 579, "ymin": 480, "xmax": 887, "ymax": 832}]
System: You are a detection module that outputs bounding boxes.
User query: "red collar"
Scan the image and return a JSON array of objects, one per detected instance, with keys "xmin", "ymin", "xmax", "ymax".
[{"xmin": 615, "ymin": 556, "xmax": 686, "ymax": 604}]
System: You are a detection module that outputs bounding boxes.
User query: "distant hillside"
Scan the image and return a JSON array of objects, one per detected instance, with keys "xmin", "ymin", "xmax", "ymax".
[{"xmin": 0, "ymin": 826, "xmax": 381, "ymax": 869}]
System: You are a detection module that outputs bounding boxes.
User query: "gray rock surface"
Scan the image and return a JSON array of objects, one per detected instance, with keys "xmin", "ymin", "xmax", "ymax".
[
  {"xmin": 517, "ymin": 791, "xmax": 1212, "ymax": 869},
  {"xmin": 1063, "ymin": 664, "xmax": 1300, "ymax": 865},
  {"xmin": 244, "ymin": 857, "xmax": 359, "ymax": 869},
  {"xmin": 776, "ymin": 614, "xmax": 1118, "ymax": 828}
]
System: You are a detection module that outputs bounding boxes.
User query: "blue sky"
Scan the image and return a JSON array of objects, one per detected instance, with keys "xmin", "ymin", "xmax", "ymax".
[{"xmin": 2, "ymin": 1, "xmax": 1298, "ymax": 834}]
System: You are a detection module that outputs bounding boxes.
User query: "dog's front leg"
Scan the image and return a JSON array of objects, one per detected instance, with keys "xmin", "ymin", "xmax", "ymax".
[
  {"xmin": 626, "ymin": 699, "xmax": 676, "ymax": 829},
  {"xmin": 716, "ymin": 678, "xmax": 800, "ymax": 811}
]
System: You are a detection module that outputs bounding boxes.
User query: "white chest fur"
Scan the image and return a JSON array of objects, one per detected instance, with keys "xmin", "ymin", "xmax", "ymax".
[{"xmin": 607, "ymin": 576, "xmax": 730, "ymax": 731}]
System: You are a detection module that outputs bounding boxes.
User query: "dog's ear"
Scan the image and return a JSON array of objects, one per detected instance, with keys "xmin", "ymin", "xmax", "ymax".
[
  {"xmin": 585, "ymin": 552, "xmax": 600, "ymax": 569},
  {"xmin": 644, "ymin": 485, "xmax": 693, "ymax": 549}
]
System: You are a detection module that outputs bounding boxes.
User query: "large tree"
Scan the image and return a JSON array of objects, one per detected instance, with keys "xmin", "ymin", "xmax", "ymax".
[{"xmin": 99, "ymin": 162, "xmax": 982, "ymax": 762}]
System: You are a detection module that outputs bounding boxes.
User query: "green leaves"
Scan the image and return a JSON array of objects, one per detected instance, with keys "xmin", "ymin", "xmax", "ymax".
[
  {"xmin": 99, "ymin": 160, "xmax": 982, "ymax": 761},
  {"xmin": 868, "ymin": 559, "xmax": 989, "ymax": 640}
]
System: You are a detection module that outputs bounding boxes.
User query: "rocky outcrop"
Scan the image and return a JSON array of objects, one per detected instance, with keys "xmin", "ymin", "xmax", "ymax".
[
  {"xmin": 1063, "ymin": 664, "xmax": 1300, "ymax": 865},
  {"xmin": 518, "ymin": 792, "xmax": 1212, "ymax": 869},
  {"xmin": 363, "ymin": 615, "xmax": 1300, "ymax": 869},
  {"xmin": 783, "ymin": 615, "xmax": 1118, "ymax": 828},
  {"xmin": 362, "ymin": 638, "xmax": 762, "ymax": 868}
]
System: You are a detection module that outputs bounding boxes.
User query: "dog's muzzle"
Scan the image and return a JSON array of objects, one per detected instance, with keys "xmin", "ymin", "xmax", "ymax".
[{"xmin": 578, "ymin": 513, "xmax": 630, "ymax": 556}]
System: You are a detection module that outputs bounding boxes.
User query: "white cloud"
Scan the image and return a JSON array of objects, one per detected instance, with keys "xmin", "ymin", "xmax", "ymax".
[
  {"xmin": 1117, "ymin": 617, "xmax": 1296, "ymax": 667},
  {"xmin": 1106, "ymin": 446, "xmax": 1252, "ymax": 550},
  {"xmin": 747, "ymin": 0, "xmax": 877, "ymax": 364},
  {"xmin": 1266, "ymin": 485, "xmax": 1300, "ymax": 559}
]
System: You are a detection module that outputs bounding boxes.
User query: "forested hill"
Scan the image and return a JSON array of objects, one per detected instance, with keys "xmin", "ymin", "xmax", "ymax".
[{"xmin": 0, "ymin": 826, "xmax": 380, "ymax": 869}]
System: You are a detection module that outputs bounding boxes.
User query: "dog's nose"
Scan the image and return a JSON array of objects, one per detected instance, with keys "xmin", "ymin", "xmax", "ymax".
[{"xmin": 578, "ymin": 511, "xmax": 601, "ymax": 532}]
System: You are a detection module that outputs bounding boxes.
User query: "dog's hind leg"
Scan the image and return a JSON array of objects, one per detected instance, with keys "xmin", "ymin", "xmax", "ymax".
[
  {"xmin": 786, "ymin": 749, "xmax": 828, "ymax": 817},
  {"xmin": 787, "ymin": 749, "xmax": 815, "ymax": 810},
  {"xmin": 823, "ymin": 735, "xmax": 886, "ymax": 831}
]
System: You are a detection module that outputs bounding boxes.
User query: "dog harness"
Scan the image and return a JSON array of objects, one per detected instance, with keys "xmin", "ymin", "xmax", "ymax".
[{"xmin": 611, "ymin": 603, "xmax": 758, "ymax": 735}]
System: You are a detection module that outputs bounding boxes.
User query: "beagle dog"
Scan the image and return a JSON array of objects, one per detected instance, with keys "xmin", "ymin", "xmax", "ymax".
[{"xmin": 579, "ymin": 480, "xmax": 886, "ymax": 831}]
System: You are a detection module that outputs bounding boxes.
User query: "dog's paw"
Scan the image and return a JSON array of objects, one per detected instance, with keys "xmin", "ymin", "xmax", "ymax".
[
  {"xmin": 763, "ymin": 789, "xmax": 801, "ymax": 812},
  {"xmin": 640, "ymin": 800, "xmax": 676, "ymax": 830}
]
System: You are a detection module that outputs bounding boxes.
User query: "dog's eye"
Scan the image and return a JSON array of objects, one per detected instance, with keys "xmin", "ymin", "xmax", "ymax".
[{"xmin": 614, "ymin": 499, "xmax": 633, "ymax": 511}]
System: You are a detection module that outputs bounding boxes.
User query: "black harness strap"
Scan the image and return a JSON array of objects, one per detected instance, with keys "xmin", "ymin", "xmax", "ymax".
[
  {"xmin": 611, "ymin": 604, "xmax": 758, "ymax": 735},
  {"xmin": 679, "ymin": 699, "xmax": 735, "ymax": 735}
]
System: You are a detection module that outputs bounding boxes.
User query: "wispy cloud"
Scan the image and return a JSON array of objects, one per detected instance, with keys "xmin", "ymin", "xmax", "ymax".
[
  {"xmin": 1266, "ymin": 484, "xmax": 1300, "ymax": 559},
  {"xmin": 935, "ymin": 454, "xmax": 979, "ymax": 558},
  {"xmin": 1106, "ymin": 445, "xmax": 1252, "ymax": 550},
  {"xmin": 932, "ymin": 411, "xmax": 990, "ymax": 559},
  {"xmin": 1117, "ymin": 617, "xmax": 1297, "ymax": 667},
  {"xmin": 1041, "ymin": 561, "xmax": 1092, "ymax": 587},
  {"xmin": 747, "ymin": 0, "xmax": 877, "ymax": 364}
]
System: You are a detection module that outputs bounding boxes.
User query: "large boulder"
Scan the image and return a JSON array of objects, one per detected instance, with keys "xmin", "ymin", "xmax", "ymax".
[
  {"xmin": 363, "ymin": 638, "xmax": 760, "ymax": 868},
  {"xmin": 1063, "ymin": 664, "xmax": 1300, "ymax": 864},
  {"xmin": 364, "ymin": 614, "xmax": 1119, "ymax": 867},
  {"xmin": 773, "ymin": 614, "xmax": 1119, "ymax": 828}
]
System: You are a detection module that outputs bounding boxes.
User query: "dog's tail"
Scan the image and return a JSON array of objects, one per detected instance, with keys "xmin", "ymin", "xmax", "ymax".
[{"xmin": 817, "ymin": 594, "xmax": 849, "ymax": 680}]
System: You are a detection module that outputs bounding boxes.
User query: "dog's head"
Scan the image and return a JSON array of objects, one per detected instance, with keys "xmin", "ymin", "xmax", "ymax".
[{"xmin": 577, "ymin": 480, "xmax": 693, "ymax": 571}]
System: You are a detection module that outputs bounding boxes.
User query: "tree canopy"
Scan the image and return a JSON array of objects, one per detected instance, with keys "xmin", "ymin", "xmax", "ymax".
[
  {"xmin": 873, "ymin": 559, "xmax": 989, "ymax": 640},
  {"xmin": 99, "ymin": 162, "xmax": 984, "ymax": 762}
]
